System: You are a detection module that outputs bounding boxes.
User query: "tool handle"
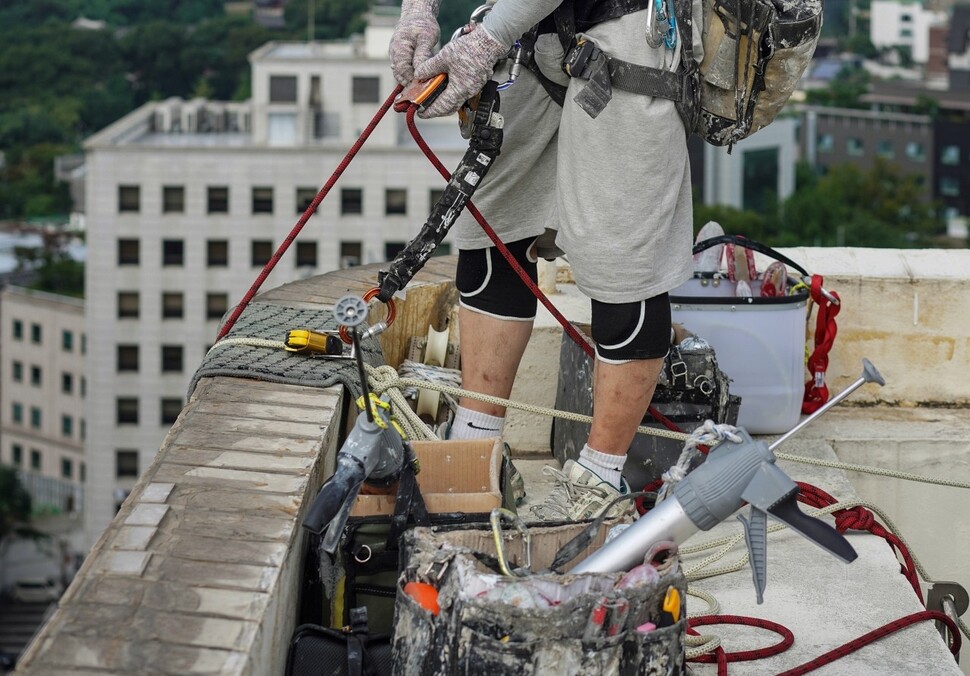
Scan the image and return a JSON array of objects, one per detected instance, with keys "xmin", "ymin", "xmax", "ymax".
[
  {"xmin": 302, "ymin": 454, "xmax": 366, "ymax": 536},
  {"xmin": 738, "ymin": 508, "xmax": 769, "ymax": 604}
]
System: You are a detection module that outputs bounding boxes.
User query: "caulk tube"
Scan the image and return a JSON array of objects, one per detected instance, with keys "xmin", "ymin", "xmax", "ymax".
[{"xmin": 571, "ymin": 431, "xmax": 775, "ymax": 574}]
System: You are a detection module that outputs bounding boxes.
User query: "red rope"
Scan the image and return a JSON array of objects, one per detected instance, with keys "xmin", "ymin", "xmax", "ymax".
[
  {"xmin": 778, "ymin": 610, "xmax": 961, "ymax": 675},
  {"xmin": 802, "ymin": 275, "xmax": 840, "ymax": 414},
  {"xmin": 216, "ymin": 85, "xmax": 404, "ymax": 341},
  {"xmin": 688, "ymin": 615, "xmax": 795, "ymax": 667},
  {"xmin": 796, "ymin": 482, "xmax": 923, "ymax": 602}
]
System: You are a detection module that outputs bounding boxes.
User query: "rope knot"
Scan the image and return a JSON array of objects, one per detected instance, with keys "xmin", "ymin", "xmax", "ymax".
[{"xmin": 834, "ymin": 506, "xmax": 875, "ymax": 533}]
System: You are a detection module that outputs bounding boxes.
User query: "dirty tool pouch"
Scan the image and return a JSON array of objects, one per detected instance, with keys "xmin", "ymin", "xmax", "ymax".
[{"xmin": 392, "ymin": 523, "xmax": 687, "ymax": 675}]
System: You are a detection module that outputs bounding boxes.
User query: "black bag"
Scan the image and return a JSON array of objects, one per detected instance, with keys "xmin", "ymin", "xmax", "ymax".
[{"xmin": 286, "ymin": 607, "xmax": 392, "ymax": 676}]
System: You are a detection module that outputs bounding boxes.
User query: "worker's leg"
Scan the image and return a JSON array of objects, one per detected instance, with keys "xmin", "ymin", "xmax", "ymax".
[
  {"xmin": 587, "ymin": 356, "xmax": 664, "ymax": 454},
  {"xmin": 449, "ymin": 238, "xmax": 538, "ymax": 439}
]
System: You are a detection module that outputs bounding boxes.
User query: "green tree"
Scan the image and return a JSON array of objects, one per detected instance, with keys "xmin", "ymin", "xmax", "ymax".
[
  {"xmin": 778, "ymin": 160, "xmax": 940, "ymax": 247},
  {"xmin": 118, "ymin": 21, "xmax": 191, "ymax": 102},
  {"xmin": 182, "ymin": 15, "xmax": 275, "ymax": 100},
  {"xmin": 285, "ymin": 0, "xmax": 371, "ymax": 40},
  {"xmin": 31, "ymin": 251, "xmax": 85, "ymax": 298},
  {"xmin": 804, "ymin": 65, "xmax": 871, "ymax": 109},
  {"xmin": 0, "ymin": 466, "xmax": 47, "ymax": 592}
]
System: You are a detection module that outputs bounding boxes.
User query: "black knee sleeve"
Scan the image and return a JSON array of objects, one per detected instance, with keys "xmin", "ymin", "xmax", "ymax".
[
  {"xmin": 456, "ymin": 238, "xmax": 538, "ymax": 320},
  {"xmin": 591, "ymin": 293, "xmax": 671, "ymax": 362}
]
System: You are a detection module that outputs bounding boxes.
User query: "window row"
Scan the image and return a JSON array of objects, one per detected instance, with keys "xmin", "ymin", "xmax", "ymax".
[
  {"xmin": 10, "ymin": 323, "xmax": 83, "ymax": 351},
  {"xmin": 116, "ymin": 397, "xmax": 184, "ymax": 426},
  {"xmin": 268, "ymin": 74, "xmax": 380, "ymax": 105},
  {"xmin": 118, "ymin": 239, "xmax": 320, "ymax": 268},
  {"xmin": 816, "ymin": 135, "xmax": 926, "ymax": 161},
  {"xmin": 118, "ymin": 185, "xmax": 438, "ymax": 217},
  {"xmin": 8, "ymin": 444, "xmax": 85, "ymax": 481},
  {"xmin": 9, "ymin": 403, "xmax": 84, "ymax": 439},
  {"xmin": 116, "ymin": 291, "xmax": 228, "ymax": 320},
  {"xmin": 116, "ymin": 344, "xmax": 186, "ymax": 373},
  {"xmin": 9, "ymin": 362, "xmax": 85, "ymax": 395}
]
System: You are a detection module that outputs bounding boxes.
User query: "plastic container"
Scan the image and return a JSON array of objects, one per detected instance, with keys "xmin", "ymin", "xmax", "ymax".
[{"xmin": 670, "ymin": 277, "xmax": 808, "ymax": 434}]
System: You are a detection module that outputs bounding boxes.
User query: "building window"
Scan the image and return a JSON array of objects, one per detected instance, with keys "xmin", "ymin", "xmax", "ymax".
[
  {"xmin": 30, "ymin": 449, "xmax": 41, "ymax": 471},
  {"xmin": 876, "ymin": 140, "xmax": 894, "ymax": 159},
  {"xmin": 116, "ymin": 398, "xmax": 139, "ymax": 425},
  {"xmin": 384, "ymin": 242, "xmax": 407, "ymax": 260},
  {"xmin": 80, "ymin": 419, "xmax": 85, "ymax": 441},
  {"xmin": 269, "ymin": 75, "xmax": 298, "ymax": 103},
  {"xmin": 340, "ymin": 241, "xmax": 362, "ymax": 268},
  {"xmin": 62, "ymin": 330, "xmax": 73, "ymax": 351},
  {"xmin": 296, "ymin": 241, "xmax": 318, "ymax": 268},
  {"xmin": 118, "ymin": 292, "xmax": 139, "ymax": 319},
  {"xmin": 161, "ymin": 398, "xmax": 183, "ymax": 425},
  {"xmin": 207, "ymin": 186, "xmax": 229, "ymax": 213},
  {"xmin": 207, "ymin": 240, "xmax": 229, "ymax": 267},
  {"xmin": 252, "ymin": 186, "xmax": 274, "ymax": 214},
  {"xmin": 816, "ymin": 134, "xmax": 833, "ymax": 153},
  {"xmin": 12, "ymin": 444, "xmax": 23, "ymax": 466},
  {"xmin": 30, "ymin": 407, "xmax": 41, "ymax": 429},
  {"xmin": 62, "ymin": 415, "xmax": 73, "ymax": 438},
  {"xmin": 30, "ymin": 365, "xmax": 41, "ymax": 386},
  {"xmin": 385, "ymin": 188, "xmax": 407, "ymax": 215},
  {"xmin": 163, "ymin": 239, "xmax": 184, "ymax": 266},
  {"xmin": 81, "ymin": 377, "xmax": 86, "ymax": 398},
  {"xmin": 296, "ymin": 187, "xmax": 318, "ymax": 214},
  {"xmin": 61, "ymin": 457, "xmax": 73, "ymax": 479},
  {"xmin": 12, "ymin": 402, "xmax": 23, "ymax": 425},
  {"xmin": 429, "ymin": 188, "xmax": 445, "ymax": 208},
  {"xmin": 433, "ymin": 242, "xmax": 452, "ymax": 257},
  {"xmin": 940, "ymin": 176, "xmax": 960, "ymax": 197},
  {"xmin": 846, "ymin": 138, "xmax": 864, "ymax": 156},
  {"xmin": 206, "ymin": 293, "xmax": 228, "ymax": 321},
  {"xmin": 31, "ymin": 323, "xmax": 41, "ymax": 344},
  {"xmin": 906, "ymin": 142, "xmax": 925, "ymax": 161},
  {"xmin": 162, "ymin": 292, "xmax": 184, "ymax": 319},
  {"xmin": 163, "ymin": 186, "xmax": 185, "ymax": 213},
  {"xmin": 117, "ymin": 344, "xmax": 139, "ymax": 372},
  {"xmin": 12, "ymin": 361, "xmax": 23, "ymax": 382},
  {"xmin": 116, "ymin": 450, "xmax": 139, "ymax": 478},
  {"xmin": 80, "ymin": 461, "xmax": 86, "ymax": 482},
  {"xmin": 252, "ymin": 240, "xmax": 273, "ymax": 266},
  {"xmin": 352, "ymin": 76, "xmax": 380, "ymax": 103},
  {"xmin": 341, "ymin": 188, "xmax": 363, "ymax": 215},
  {"xmin": 161, "ymin": 345, "xmax": 183, "ymax": 373},
  {"xmin": 899, "ymin": 28, "xmax": 912, "ymax": 38},
  {"xmin": 62, "ymin": 372, "xmax": 73, "ymax": 394},
  {"xmin": 741, "ymin": 147, "xmax": 779, "ymax": 213},
  {"xmin": 118, "ymin": 239, "xmax": 140, "ymax": 265},
  {"xmin": 81, "ymin": 334, "xmax": 86, "ymax": 354},
  {"xmin": 118, "ymin": 185, "xmax": 140, "ymax": 213},
  {"xmin": 313, "ymin": 111, "xmax": 340, "ymax": 138},
  {"xmin": 941, "ymin": 145, "xmax": 960, "ymax": 166},
  {"xmin": 13, "ymin": 319, "xmax": 23, "ymax": 340}
]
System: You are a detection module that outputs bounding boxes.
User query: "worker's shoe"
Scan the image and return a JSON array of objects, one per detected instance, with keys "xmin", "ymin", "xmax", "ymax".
[{"xmin": 530, "ymin": 460, "xmax": 633, "ymax": 522}]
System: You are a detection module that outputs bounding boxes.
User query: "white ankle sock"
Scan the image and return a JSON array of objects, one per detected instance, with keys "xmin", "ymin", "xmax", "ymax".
[
  {"xmin": 450, "ymin": 406, "xmax": 505, "ymax": 440},
  {"xmin": 578, "ymin": 445, "xmax": 625, "ymax": 489}
]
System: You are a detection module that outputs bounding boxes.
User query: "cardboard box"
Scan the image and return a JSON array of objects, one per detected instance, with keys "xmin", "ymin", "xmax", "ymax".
[{"xmin": 350, "ymin": 437, "xmax": 502, "ymax": 517}]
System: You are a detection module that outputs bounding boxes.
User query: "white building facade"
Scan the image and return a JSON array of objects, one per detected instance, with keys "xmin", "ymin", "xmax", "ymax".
[
  {"xmin": 0, "ymin": 286, "xmax": 86, "ymax": 513},
  {"xmin": 82, "ymin": 12, "xmax": 465, "ymax": 546},
  {"xmin": 870, "ymin": 0, "xmax": 947, "ymax": 63}
]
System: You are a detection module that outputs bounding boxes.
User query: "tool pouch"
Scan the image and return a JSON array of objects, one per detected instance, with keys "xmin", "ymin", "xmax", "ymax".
[
  {"xmin": 392, "ymin": 523, "xmax": 687, "ymax": 675},
  {"xmin": 286, "ymin": 607, "xmax": 393, "ymax": 676}
]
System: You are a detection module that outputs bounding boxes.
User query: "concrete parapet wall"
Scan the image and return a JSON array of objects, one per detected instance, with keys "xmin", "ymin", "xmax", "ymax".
[
  {"xmin": 15, "ymin": 378, "xmax": 343, "ymax": 675},
  {"xmin": 505, "ymin": 248, "xmax": 970, "ymax": 453}
]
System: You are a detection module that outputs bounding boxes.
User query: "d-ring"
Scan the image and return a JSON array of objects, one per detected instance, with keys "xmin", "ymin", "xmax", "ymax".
[{"xmin": 354, "ymin": 544, "xmax": 372, "ymax": 564}]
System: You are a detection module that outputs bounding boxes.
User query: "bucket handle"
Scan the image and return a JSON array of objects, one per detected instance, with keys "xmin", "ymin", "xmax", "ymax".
[{"xmin": 692, "ymin": 234, "xmax": 810, "ymax": 278}]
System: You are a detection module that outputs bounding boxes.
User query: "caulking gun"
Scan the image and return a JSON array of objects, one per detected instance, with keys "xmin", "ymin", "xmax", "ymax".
[{"xmin": 571, "ymin": 359, "xmax": 886, "ymax": 603}]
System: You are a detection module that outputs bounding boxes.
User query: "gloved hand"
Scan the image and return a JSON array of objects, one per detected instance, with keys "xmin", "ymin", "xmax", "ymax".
[
  {"xmin": 390, "ymin": 0, "xmax": 441, "ymax": 86},
  {"xmin": 414, "ymin": 24, "xmax": 508, "ymax": 118}
]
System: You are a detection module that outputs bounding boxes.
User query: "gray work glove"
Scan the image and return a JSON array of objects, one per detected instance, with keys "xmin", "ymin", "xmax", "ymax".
[
  {"xmin": 390, "ymin": 0, "xmax": 441, "ymax": 86},
  {"xmin": 414, "ymin": 23, "xmax": 508, "ymax": 118}
]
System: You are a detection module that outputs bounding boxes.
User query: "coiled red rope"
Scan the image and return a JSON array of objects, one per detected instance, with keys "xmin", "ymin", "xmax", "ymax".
[{"xmin": 802, "ymin": 275, "xmax": 840, "ymax": 414}]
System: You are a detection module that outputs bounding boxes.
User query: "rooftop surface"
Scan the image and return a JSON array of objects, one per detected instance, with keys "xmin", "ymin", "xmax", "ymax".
[{"xmin": 11, "ymin": 251, "xmax": 970, "ymax": 674}]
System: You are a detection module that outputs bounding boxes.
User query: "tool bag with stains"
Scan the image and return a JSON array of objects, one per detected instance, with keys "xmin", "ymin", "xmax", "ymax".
[{"xmin": 391, "ymin": 522, "xmax": 687, "ymax": 675}]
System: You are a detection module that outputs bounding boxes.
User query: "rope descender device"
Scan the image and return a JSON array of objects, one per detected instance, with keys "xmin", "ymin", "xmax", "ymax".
[
  {"xmin": 377, "ymin": 79, "xmax": 505, "ymax": 303},
  {"xmin": 337, "ymin": 287, "xmax": 397, "ymax": 346}
]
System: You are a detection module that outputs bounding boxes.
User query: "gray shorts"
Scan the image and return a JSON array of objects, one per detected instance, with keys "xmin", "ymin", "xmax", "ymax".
[{"xmin": 454, "ymin": 10, "xmax": 696, "ymax": 304}]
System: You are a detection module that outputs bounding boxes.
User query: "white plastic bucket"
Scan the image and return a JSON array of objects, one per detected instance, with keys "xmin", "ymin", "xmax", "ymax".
[{"xmin": 670, "ymin": 278, "xmax": 808, "ymax": 434}]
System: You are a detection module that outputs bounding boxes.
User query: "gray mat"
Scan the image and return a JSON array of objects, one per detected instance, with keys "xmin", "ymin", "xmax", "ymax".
[{"xmin": 188, "ymin": 302, "xmax": 386, "ymax": 400}]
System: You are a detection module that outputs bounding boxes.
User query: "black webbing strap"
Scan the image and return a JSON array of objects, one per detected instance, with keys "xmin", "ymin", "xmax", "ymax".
[
  {"xmin": 517, "ymin": 28, "xmax": 567, "ymax": 107},
  {"xmin": 606, "ymin": 57, "xmax": 684, "ymax": 100},
  {"xmin": 388, "ymin": 443, "xmax": 430, "ymax": 548},
  {"xmin": 347, "ymin": 607, "xmax": 369, "ymax": 676}
]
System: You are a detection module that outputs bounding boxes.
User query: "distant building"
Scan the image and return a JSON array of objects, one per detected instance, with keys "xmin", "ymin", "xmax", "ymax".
[
  {"xmin": 0, "ymin": 287, "xmax": 85, "ymax": 514},
  {"xmin": 948, "ymin": 5, "xmax": 970, "ymax": 88},
  {"xmin": 81, "ymin": 9, "xmax": 465, "ymax": 546},
  {"xmin": 869, "ymin": 0, "xmax": 947, "ymax": 63}
]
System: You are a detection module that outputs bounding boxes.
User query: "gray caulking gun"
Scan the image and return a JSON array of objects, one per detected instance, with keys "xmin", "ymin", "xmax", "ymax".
[{"xmin": 571, "ymin": 358, "xmax": 886, "ymax": 604}]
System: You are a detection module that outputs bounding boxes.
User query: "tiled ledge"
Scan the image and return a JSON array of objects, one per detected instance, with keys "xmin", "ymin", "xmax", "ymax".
[{"xmin": 16, "ymin": 378, "xmax": 343, "ymax": 675}]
